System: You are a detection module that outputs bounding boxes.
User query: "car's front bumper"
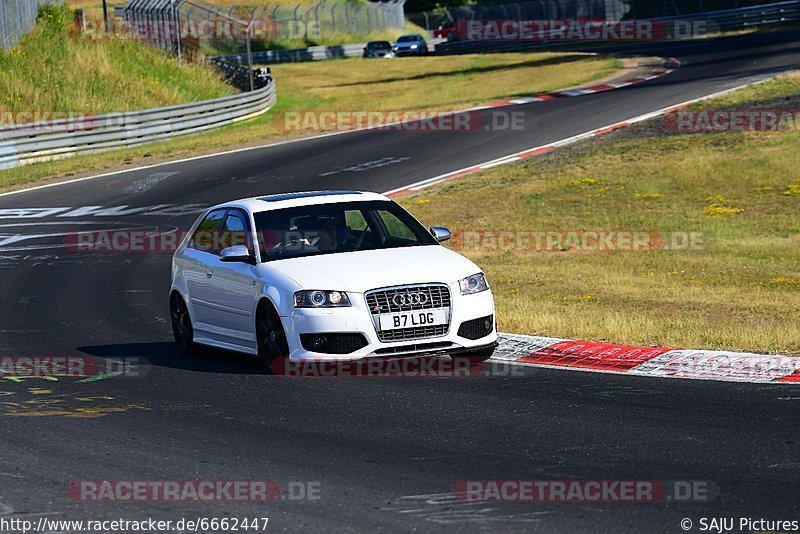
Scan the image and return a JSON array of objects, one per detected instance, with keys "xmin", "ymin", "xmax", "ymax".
[{"xmin": 282, "ymin": 283, "xmax": 496, "ymax": 361}]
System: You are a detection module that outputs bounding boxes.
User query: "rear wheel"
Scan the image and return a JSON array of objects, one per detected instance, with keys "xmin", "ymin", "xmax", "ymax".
[
  {"xmin": 170, "ymin": 293, "xmax": 196, "ymax": 355},
  {"xmin": 256, "ymin": 301, "xmax": 289, "ymax": 374}
]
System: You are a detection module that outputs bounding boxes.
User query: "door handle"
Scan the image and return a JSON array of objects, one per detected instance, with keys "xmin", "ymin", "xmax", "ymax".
[{"xmin": 205, "ymin": 268, "xmax": 213, "ymax": 277}]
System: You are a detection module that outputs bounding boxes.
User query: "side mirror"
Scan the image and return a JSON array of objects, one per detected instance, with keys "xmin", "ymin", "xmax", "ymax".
[
  {"xmin": 220, "ymin": 245, "xmax": 254, "ymax": 263},
  {"xmin": 430, "ymin": 226, "xmax": 451, "ymax": 243}
]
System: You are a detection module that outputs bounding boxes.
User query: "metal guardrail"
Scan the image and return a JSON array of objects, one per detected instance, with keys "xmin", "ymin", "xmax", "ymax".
[
  {"xmin": 434, "ymin": 39, "xmax": 546, "ymax": 55},
  {"xmin": 434, "ymin": 0, "xmax": 800, "ymax": 55},
  {"xmin": 215, "ymin": 38, "xmax": 448, "ymax": 65},
  {"xmin": 627, "ymin": 0, "xmax": 795, "ymax": 19},
  {"xmin": 659, "ymin": 0, "xmax": 800, "ymax": 28},
  {"xmin": 215, "ymin": 42, "xmax": 369, "ymax": 65},
  {"xmin": 0, "ymin": 72, "xmax": 276, "ymax": 170}
]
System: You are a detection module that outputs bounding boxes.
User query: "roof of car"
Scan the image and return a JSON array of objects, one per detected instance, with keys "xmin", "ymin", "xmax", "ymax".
[{"xmin": 216, "ymin": 190, "xmax": 392, "ymax": 213}]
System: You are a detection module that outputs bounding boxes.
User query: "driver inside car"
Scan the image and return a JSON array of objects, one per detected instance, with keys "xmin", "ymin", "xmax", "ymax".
[{"xmin": 314, "ymin": 217, "xmax": 346, "ymax": 252}]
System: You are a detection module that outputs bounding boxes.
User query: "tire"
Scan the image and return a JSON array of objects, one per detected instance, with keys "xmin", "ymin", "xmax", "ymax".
[
  {"xmin": 256, "ymin": 300, "xmax": 289, "ymax": 374},
  {"xmin": 170, "ymin": 293, "xmax": 196, "ymax": 355}
]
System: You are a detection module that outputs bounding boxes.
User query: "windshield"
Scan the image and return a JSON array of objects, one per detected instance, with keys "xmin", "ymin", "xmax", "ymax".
[
  {"xmin": 253, "ymin": 200, "xmax": 438, "ymax": 262},
  {"xmin": 397, "ymin": 35, "xmax": 419, "ymax": 43},
  {"xmin": 368, "ymin": 42, "xmax": 390, "ymax": 49}
]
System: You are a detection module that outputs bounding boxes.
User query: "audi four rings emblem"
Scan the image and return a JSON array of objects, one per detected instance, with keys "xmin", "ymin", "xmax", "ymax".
[{"xmin": 392, "ymin": 292, "xmax": 428, "ymax": 307}]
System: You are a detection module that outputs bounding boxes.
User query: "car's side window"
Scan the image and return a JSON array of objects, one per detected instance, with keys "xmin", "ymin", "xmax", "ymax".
[
  {"xmin": 188, "ymin": 209, "xmax": 227, "ymax": 255},
  {"xmin": 345, "ymin": 209, "xmax": 379, "ymax": 249},
  {"xmin": 345, "ymin": 209, "xmax": 368, "ymax": 231},
  {"xmin": 220, "ymin": 210, "xmax": 253, "ymax": 256},
  {"xmin": 376, "ymin": 210, "xmax": 417, "ymax": 242}
]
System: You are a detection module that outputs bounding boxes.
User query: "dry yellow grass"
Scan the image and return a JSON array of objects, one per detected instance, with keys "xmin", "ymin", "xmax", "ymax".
[
  {"xmin": 398, "ymin": 73, "xmax": 800, "ymax": 354},
  {"xmin": 689, "ymin": 71, "xmax": 800, "ymax": 108},
  {"xmin": 270, "ymin": 53, "xmax": 617, "ymax": 112}
]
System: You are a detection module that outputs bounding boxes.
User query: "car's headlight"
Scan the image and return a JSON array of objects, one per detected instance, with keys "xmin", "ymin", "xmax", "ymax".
[
  {"xmin": 459, "ymin": 273, "xmax": 489, "ymax": 295},
  {"xmin": 294, "ymin": 290, "xmax": 351, "ymax": 308}
]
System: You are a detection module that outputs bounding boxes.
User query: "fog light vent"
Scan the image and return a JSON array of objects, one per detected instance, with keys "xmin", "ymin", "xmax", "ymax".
[{"xmin": 457, "ymin": 315, "xmax": 494, "ymax": 340}]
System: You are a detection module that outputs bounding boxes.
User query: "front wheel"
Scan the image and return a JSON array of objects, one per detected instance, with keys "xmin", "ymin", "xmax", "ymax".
[
  {"xmin": 256, "ymin": 301, "xmax": 289, "ymax": 374},
  {"xmin": 170, "ymin": 293, "xmax": 196, "ymax": 355}
]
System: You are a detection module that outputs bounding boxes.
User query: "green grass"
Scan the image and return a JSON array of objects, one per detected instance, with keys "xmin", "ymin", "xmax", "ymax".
[
  {"xmin": 0, "ymin": 5, "xmax": 233, "ymax": 119},
  {"xmin": 0, "ymin": 50, "xmax": 617, "ymax": 191},
  {"xmin": 399, "ymin": 72, "xmax": 800, "ymax": 355}
]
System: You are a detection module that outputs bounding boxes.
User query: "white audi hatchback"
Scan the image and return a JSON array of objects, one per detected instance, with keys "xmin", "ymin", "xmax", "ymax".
[{"xmin": 170, "ymin": 190, "xmax": 497, "ymax": 372}]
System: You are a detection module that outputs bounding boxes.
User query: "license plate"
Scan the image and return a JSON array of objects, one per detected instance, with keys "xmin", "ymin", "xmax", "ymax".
[{"xmin": 379, "ymin": 308, "xmax": 448, "ymax": 331}]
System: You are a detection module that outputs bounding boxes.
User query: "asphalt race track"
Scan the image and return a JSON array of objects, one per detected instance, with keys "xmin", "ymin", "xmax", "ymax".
[{"xmin": 1, "ymin": 31, "xmax": 799, "ymax": 532}]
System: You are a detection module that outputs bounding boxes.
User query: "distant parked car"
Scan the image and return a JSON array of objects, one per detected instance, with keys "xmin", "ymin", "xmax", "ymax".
[
  {"xmin": 363, "ymin": 41, "xmax": 394, "ymax": 58},
  {"xmin": 392, "ymin": 34, "xmax": 428, "ymax": 56}
]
